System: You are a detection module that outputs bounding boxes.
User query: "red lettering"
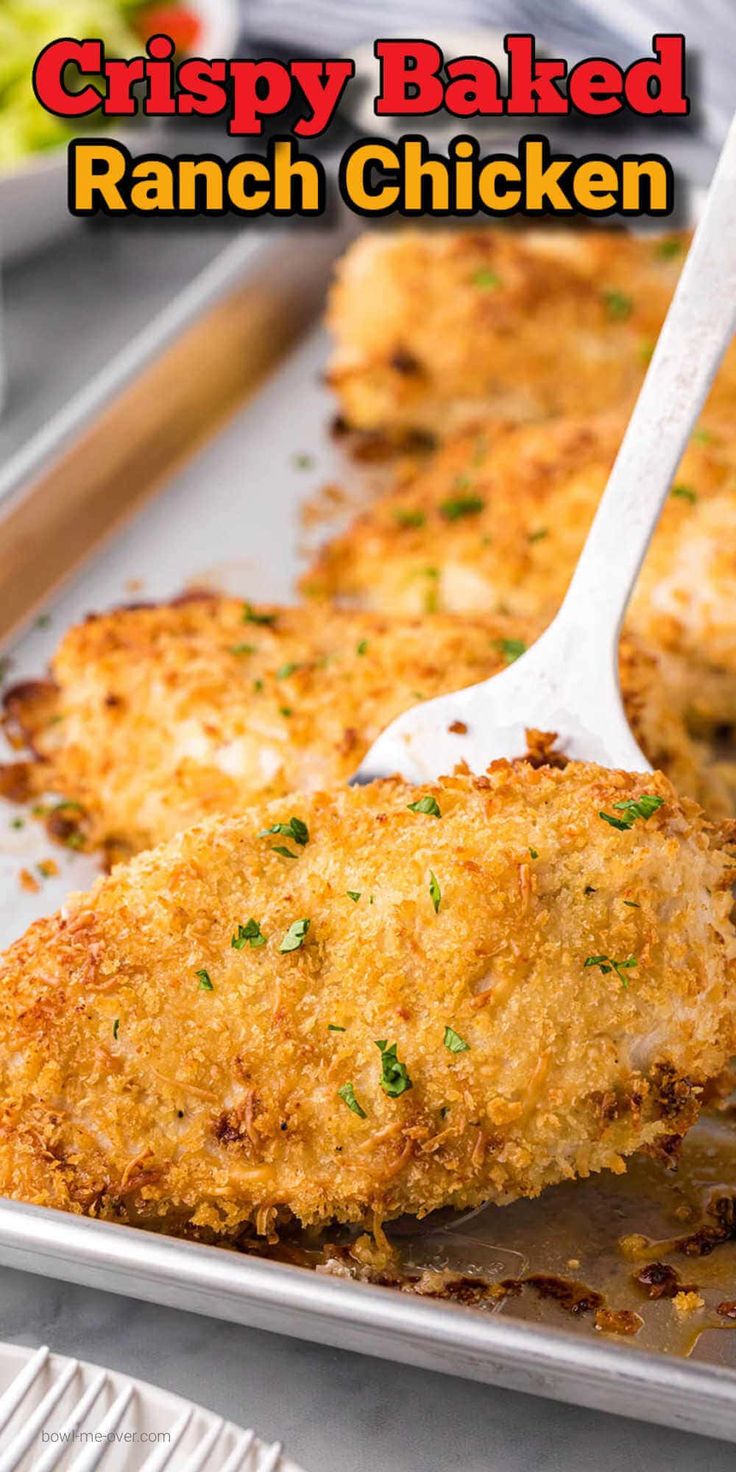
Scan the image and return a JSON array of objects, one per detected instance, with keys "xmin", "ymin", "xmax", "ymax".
[
  {"xmin": 142, "ymin": 34, "xmax": 175, "ymax": 115},
  {"xmin": 375, "ymin": 40, "xmax": 444, "ymax": 115},
  {"xmin": 176, "ymin": 58, "xmax": 228, "ymax": 115},
  {"xmin": 445, "ymin": 58, "xmax": 503, "ymax": 116},
  {"xmin": 106, "ymin": 57, "xmax": 146, "ymax": 114},
  {"xmin": 625, "ymin": 35, "xmax": 688, "ymax": 115},
  {"xmin": 291, "ymin": 60, "xmax": 354, "ymax": 136},
  {"xmin": 228, "ymin": 60, "xmax": 292, "ymax": 136},
  {"xmin": 33, "ymin": 38, "xmax": 103, "ymax": 117},
  {"xmin": 505, "ymin": 35, "xmax": 567, "ymax": 115},
  {"xmin": 568, "ymin": 58, "xmax": 623, "ymax": 115}
]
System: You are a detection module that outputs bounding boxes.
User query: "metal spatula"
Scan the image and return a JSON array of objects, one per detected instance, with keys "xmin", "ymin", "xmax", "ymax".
[{"xmin": 353, "ymin": 115, "xmax": 736, "ymax": 788}]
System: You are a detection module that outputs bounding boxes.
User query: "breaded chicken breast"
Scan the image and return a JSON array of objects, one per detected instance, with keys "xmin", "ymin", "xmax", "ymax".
[
  {"xmin": 1, "ymin": 597, "xmax": 731, "ymax": 863},
  {"xmin": 0, "ymin": 765, "xmax": 733, "ymax": 1236},
  {"xmin": 304, "ymin": 415, "xmax": 736, "ymax": 732},
  {"xmin": 327, "ymin": 228, "xmax": 736, "ymax": 441}
]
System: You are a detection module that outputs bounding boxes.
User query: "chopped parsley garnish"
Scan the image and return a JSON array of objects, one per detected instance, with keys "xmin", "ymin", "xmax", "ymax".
[
  {"xmin": 230, "ymin": 642, "xmax": 257, "ymax": 655},
  {"xmin": 584, "ymin": 954, "xmax": 637, "ymax": 988},
  {"xmin": 423, "ymin": 565, "xmax": 440, "ymax": 613},
  {"xmin": 112, "ymin": 1017, "xmax": 120, "ymax": 1039},
  {"xmin": 356, "ymin": 640, "xmax": 368, "ymax": 656},
  {"xmin": 439, "ymin": 494, "xmax": 485, "ymax": 521},
  {"xmin": 599, "ymin": 794, "xmax": 664, "ymax": 830},
  {"xmin": 473, "ymin": 267, "xmax": 500, "ymax": 289},
  {"xmin": 692, "ymin": 427, "xmax": 712, "ymax": 444},
  {"xmin": 671, "ymin": 484, "xmax": 697, "ymax": 504},
  {"xmin": 276, "ymin": 662, "xmax": 299, "ymax": 680},
  {"xmin": 279, "ymin": 706, "xmax": 293, "ymax": 718},
  {"xmin": 375, "ymin": 1040, "xmax": 413, "ymax": 1097},
  {"xmin": 280, "ymin": 918, "xmax": 310, "ymax": 953},
  {"xmin": 260, "ymin": 816, "xmax": 309, "ymax": 847},
  {"xmin": 407, "ymin": 795, "xmax": 441, "ymax": 818},
  {"xmin": 253, "ymin": 678, "xmax": 264, "ymax": 693},
  {"xmin": 494, "ymin": 637, "xmax": 527, "ymax": 664},
  {"xmin": 243, "ymin": 603, "xmax": 277, "ymax": 626},
  {"xmin": 272, "ymin": 846, "xmax": 298, "ymax": 859},
  {"xmin": 10, "ymin": 817, "xmax": 24, "ymax": 830},
  {"xmin": 292, "ymin": 451, "xmax": 314, "ymax": 470},
  {"xmin": 394, "ymin": 508, "xmax": 426, "ymax": 528},
  {"xmin": 528, "ymin": 527, "xmax": 548, "ymax": 543},
  {"xmin": 338, "ymin": 1082, "xmax": 366, "ymax": 1118},
  {"xmin": 444, "ymin": 1025, "xmax": 469, "ymax": 1054},
  {"xmin": 328, "ymin": 1023, "xmax": 346, "ymax": 1033},
  {"xmin": 623, "ymin": 899, "xmax": 640, "ymax": 908},
  {"xmin": 231, "ymin": 920, "xmax": 266, "ymax": 950},
  {"xmin": 346, "ymin": 890, "xmax": 361, "ymax": 902},
  {"xmin": 429, "ymin": 870, "xmax": 442, "ymax": 913},
  {"xmin": 602, "ymin": 289, "xmax": 632, "ymax": 320},
  {"xmin": 197, "ymin": 969, "xmax": 214, "ymax": 990},
  {"xmin": 529, "ymin": 847, "xmax": 538, "ymax": 859},
  {"xmin": 656, "ymin": 236, "xmax": 683, "ymax": 259}
]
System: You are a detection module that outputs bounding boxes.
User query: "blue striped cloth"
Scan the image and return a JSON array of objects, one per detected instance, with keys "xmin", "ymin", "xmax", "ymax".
[{"xmin": 238, "ymin": 0, "xmax": 733, "ymax": 166}]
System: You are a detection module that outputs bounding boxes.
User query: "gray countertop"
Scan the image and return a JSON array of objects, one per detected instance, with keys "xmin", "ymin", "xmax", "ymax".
[{"xmin": 0, "ymin": 217, "xmax": 730, "ymax": 1472}]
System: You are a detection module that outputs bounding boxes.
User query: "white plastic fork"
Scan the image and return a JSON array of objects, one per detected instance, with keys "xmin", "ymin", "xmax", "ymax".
[
  {"xmin": 0, "ymin": 1343, "xmax": 290, "ymax": 1471},
  {"xmin": 353, "ymin": 114, "xmax": 736, "ymax": 786}
]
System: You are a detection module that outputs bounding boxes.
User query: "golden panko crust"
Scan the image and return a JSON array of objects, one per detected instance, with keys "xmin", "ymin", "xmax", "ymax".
[
  {"xmin": 327, "ymin": 228, "xmax": 736, "ymax": 440},
  {"xmin": 1, "ymin": 596, "xmax": 731, "ymax": 862},
  {"xmin": 303, "ymin": 414, "xmax": 736, "ymax": 732},
  {"xmin": 0, "ymin": 764, "xmax": 734, "ymax": 1237}
]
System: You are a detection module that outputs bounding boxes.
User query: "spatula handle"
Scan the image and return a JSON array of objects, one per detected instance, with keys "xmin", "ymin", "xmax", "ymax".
[{"xmin": 555, "ymin": 112, "xmax": 736, "ymax": 648}]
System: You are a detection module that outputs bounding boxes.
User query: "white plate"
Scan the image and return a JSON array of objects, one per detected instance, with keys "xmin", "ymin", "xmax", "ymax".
[
  {"xmin": 0, "ymin": 1340, "xmax": 304, "ymax": 1470},
  {"xmin": 0, "ymin": 0, "xmax": 241, "ymax": 264}
]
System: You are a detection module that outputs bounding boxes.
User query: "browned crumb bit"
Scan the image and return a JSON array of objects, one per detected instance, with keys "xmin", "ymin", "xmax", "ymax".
[
  {"xmin": 37, "ymin": 858, "xmax": 59, "ymax": 879},
  {"xmin": 18, "ymin": 867, "xmax": 39, "ymax": 893},
  {"xmin": 716, "ymin": 1301, "xmax": 736, "ymax": 1319},
  {"xmin": 389, "ymin": 347, "xmax": 421, "ymax": 376},
  {"xmin": 498, "ymin": 1274, "xmax": 603, "ymax": 1315},
  {"xmin": 634, "ymin": 1261, "xmax": 686, "ymax": 1299},
  {"xmin": 672, "ymin": 1290, "xmax": 705, "ymax": 1316},
  {"xmin": 595, "ymin": 1307, "xmax": 644, "ymax": 1337},
  {"xmin": 448, "ymin": 720, "xmax": 468, "ymax": 735},
  {"xmin": 523, "ymin": 729, "xmax": 567, "ymax": 770}
]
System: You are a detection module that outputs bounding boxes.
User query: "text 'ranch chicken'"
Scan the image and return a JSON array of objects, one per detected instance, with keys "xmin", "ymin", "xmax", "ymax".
[
  {"xmin": 303, "ymin": 414, "xmax": 736, "ymax": 735},
  {"xmin": 0, "ymin": 766, "xmax": 734, "ymax": 1236},
  {"xmin": 327, "ymin": 228, "xmax": 736, "ymax": 442},
  {"xmin": 0, "ymin": 597, "xmax": 732, "ymax": 862}
]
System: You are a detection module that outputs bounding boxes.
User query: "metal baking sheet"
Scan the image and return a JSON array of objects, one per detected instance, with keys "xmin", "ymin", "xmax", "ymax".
[{"xmin": 1, "ymin": 221, "xmax": 736, "ymax": 1441}]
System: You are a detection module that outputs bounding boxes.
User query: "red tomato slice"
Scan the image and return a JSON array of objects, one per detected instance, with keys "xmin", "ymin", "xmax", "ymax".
[{"xmin": 134, "ymin": 4, "xmax": 203, "ymax": 53}]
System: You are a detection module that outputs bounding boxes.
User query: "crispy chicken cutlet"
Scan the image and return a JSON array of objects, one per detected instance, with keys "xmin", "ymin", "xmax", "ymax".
[
  {"xmin": 303, "ymin": 414, "xmax": 736, "ymax": 733},
  {"xmin": 327, "ymin": 228, "xmax": 736, "ymax": 441},
  {"xmin": 1, "ymin": 597, "xmax": 731, "ymax": 863},
  {"xmin": 1, "ymin": 765, "xmax": 734, "ymax": 1236}
]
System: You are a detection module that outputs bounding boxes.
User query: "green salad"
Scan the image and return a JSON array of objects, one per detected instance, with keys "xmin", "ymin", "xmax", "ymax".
[{"xmin": 0, "ymin": 1, "xmax": 198, "ymax": 169}]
